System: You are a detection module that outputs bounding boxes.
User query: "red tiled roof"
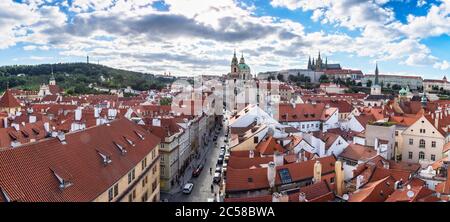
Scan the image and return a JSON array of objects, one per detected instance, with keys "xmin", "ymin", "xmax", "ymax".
[
  {"xmin": 0, "ymin": 90, "xmax": 21, "ymax": 108},
  {"xmin": 0, "ymin": 118, "xmax": 159, "ymax": 202},
  {"xmin": 444, "ymin": 142, "xmax": 450, "ymax": 153},
  {"xmin": 227, "ymin": 156, "xmax": 273, "ymax": 169},
  {"xmin": 339, "ymin": 143, "xmax": 377, "ymax": 162},
  {"xmin": 255, "ymin": 136, "xmax": 284, "ymax": 155},
  {"xmin": 277, "ymin": 103, "xmax": 326, "ymax": 122},
  {"xmin": 224, "ymin": 181, "xmax": 334, "ymax": 202},
  {"xmin": 225, "ymin": 156, "xmax": 336, "ymax": 193},
  {"xmin": 385, "ymin": 186, "xmax": 436, "ymax": 202},
  {"xmin": 355, "ymin": 114, "xmax": 376, "ymax": 128},
  {"xmin": 349, "ymin": 176, "xmax": 396, "ymax": 202}
]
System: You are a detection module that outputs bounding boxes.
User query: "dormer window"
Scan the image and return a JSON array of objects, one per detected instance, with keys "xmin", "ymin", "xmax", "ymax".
[
  {"xmin": 134, "ymin": 131, "xmax": 145, "ymax": 140},
  {"xmin": 21, "ymin": 130, "xmax": 29, "ymax": 138},
  {"xmin": 114, "ymin": 142, "xmax": 127, "ymax": 155},
  {"xmin": 51, "ymin": 168, "xmax": 72, "ymax": 189},
  {"xmin": 124, "ymin": 137, "xmax": 135, "ymax": 147},
  {"xmin": 32, "ymin": 128, "xmax": 40, "ymax": 135},
  {"xmin": 0, "ymin": 187, "xmax": 11, "ymax": 202},
  {"xmin": 97, "ymin": 150, "xmax": 112, "ymax": 165}
]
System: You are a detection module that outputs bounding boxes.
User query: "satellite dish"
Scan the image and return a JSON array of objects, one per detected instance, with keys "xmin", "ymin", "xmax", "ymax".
[
  {"xmin": 407, "ymin": 191, "xmax": 415, "ymax": 198},
  {"xmin": 342, "ymin": 194, "xmax": 349, "ymax": 201}
]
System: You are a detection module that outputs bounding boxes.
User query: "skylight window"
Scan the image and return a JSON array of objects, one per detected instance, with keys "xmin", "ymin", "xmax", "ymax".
[
  {"xmin": 134, "ymin": 131, "xmax": 145, "ymax": 140},
  {"xmin": 124, "ymin": 137, "xmax": 135, "ymax": 146},
  {"xmin": 278, "ymin": 168, "xmax": 292, "ymax": 184},
  {"xmin": 98, "ymin": 151, "xmax": 112, "ymax": 165},
  {"xmin": 114, "ymin": 142, "xmax": 127, "ymax": 155}
]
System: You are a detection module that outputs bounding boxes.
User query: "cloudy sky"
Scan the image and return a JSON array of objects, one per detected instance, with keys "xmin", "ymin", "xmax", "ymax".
[{"xmin": 0, "ymin": 0, "xmax": 449, "ymax": 79}]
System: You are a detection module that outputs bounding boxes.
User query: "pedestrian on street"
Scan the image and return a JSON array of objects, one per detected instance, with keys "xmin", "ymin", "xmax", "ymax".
[
  {"xmin": 210, "ymin": 167, "xmax": 212, "ymax": 175},
  {"xmin": 210, "ymin": 184, "xmax": 214, "ymax": 193}
]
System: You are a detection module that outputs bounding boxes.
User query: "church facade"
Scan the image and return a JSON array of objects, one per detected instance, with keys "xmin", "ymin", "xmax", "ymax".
[{"xmin": 229, "ymin": 50, "xmax": 252, "ymax": 80}]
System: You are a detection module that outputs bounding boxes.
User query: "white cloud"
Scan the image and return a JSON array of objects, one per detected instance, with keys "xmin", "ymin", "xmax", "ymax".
[{"xmin": 417, "ymin": 0, "xmax": 427, "ymax": 7}]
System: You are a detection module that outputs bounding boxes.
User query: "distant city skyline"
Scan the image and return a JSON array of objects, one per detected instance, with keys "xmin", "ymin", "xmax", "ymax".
[{"xmin": 0, "ymin": 0, "xmax": 449, "ymax": 79}]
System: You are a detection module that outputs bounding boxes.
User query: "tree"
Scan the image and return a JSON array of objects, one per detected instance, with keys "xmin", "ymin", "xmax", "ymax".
[
  {"xmin": 392, "ymin": 84, "xmax": 402, "ymax": 91},
  {"xmin": 277, "ymin": 74, "xmax": 284, "ymax": 82},
  {"xmin": 319, "ymin": 74, "xmax": 329, "ymax": 83},
  {"xmin": 366, "ymin": 80, "xmax": 372, "ymax": 87}
]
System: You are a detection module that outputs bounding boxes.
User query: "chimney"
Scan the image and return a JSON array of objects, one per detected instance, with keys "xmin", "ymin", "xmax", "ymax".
[
  {"xmin": 374, "ymin": 138, "xmax": 379, "ymax": 151},
  {"xmin": 94, "ymin": 107, "xmax": 100, "ymax": 118},
  {"xmin": 313, "ymin": 160, "xmax": 322, "ymax": 183},
  {"xmin": 394, "ymin": 180, "xmax": 403, "ymax": 190},
  {"xmin": 335, "ymin": 160, "xmax": 345, "ymax": 197},
  {"xmin": 75, "ymin": 108, "xmax": 82, "ymax": 121},
  {"xmin": 274, "ymin": 152, "xmax": 284, "ymax": 166},
  {"xmin": 267, "ymin": 162, "xmax": 276, "ymax": 189},
  {"xmin": 12, "ymin": 123, "xmax": 19, "ymax": 131},
  {"xmin": 356, "ymin": 175, "xmax": 364, "ymax": 190},
  {"xmin": 272, "ymin": 192, "xmax": 289, "ymax": 202},
  {"xmin": 249, "ymin": 150, "xmax": 255, "ymax": 159},
  {"xmin": 44, "ymin": 122, "xmax": 50, "ymax": 133},
  {"xmin": 435, "ymin": 116, "xmax": 439, "ymax": 129},
  {"xmin": 297, "ymin": 152, "xmax": 303, "ymax": 163},
  {"xmin": 3, "ymin": 117, "xmax": 8, "ymax": 128},
  {"xmin": 298, "ymin": 192, "xmax": 307, "ymax": 202},
  {"xmin": 57, "ymin": 131, "xmax": 66, "ymax": 144},
  {"xmin": 383, "ymin": 161, "xmax": 389, "ymax": 169},
  {"xmin": 29, "ymin": 115, "xmax": 36, "ymax": 124}
]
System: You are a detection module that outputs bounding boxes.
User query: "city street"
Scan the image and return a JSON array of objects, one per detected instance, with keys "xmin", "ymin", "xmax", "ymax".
[{"xmin": 161, "ymin": 121, "xmax": 226, "ymax": 202}]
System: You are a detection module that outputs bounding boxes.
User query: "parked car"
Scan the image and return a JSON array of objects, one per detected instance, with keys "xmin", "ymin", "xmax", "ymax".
[
  {"xmin": 183, "ymin": 183, "xmax": 194, "ymax": 194},
  {"xmin": 192, "ymin": 164, "xmax": 204, "ymax": 177},
  {"xmin": 217, "ymin": 157, "xmax": 224, "ymax": 165},
  {"xmin": 215, "ymin": 166, "xmax": 222, "ymax": 173},
  {"xmin": 213, "ymin": 172, "xmax": 221, "ymax": 184}
]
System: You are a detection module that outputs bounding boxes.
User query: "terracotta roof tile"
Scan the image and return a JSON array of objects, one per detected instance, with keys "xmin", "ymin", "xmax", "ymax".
[
  {"xmin": 0, "ymin": 118, "xmax": 159, "ymax": 202},
  {"xmin": 0, "ymin": 90, "xmax": 21, "ymax": 108}
]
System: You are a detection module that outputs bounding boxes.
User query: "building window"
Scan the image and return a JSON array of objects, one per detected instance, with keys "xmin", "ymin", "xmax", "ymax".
[
  {"xmin": 114, "ymin": 184, "xmax": 118, "ymax": 197},
  {"xmin": 152, "ymin": 149, "xmax": 156, "ymax": 159},
  {"xmin": 316, "ymin": 124, "xmax": 319, "ymax": 128},
  {"xmin": 420, "ymin": 129, "xmax": 426, "ymax": 133},
  {"xmin": 409, "ymin": 139, "xmax": 413, "ymax": 145},
  {"xmin": 395, "ymin": 131, "xmax": 398, "ymax": 136},
  {"xmin": 302, "ymin": 125, "xmax": 305, "ymax": 129},
  {"xmin": 152, "ymin": 166, "xmax": 157, "ymax": 175},
  {"xmin": 432, "ymin": 141, "xmax": 436, "ymax": 148},
  {"xmin": 128, "ymin": 168, "xmax": 136, "ymax": 184},
  {"xmin": 419, "ymin": 151, "xmax": 425, "ymax": 160},
  {"xmin": 142, "ymin": 157, "xmax": 147, "ymax": 170},
  {"xmin": 142, "ymin": 191, "xmax": 148, "ymax": 202},
  {"xmin": 128, "ymin": 190, "xmax": 136, "ymax": 202},
  {"xmin": 408, "ymin": 152, "xmax": 413, "ymax": 160},
  {"xmin": 152, "ymin": 180, "xmax": 158, "ymax": 192},
  {"xmin": 253, "ymin": 136, "xmax": 258, "ymax": 144},
  {"xmin": 431, "ymin": 154, "xmax": 436, "ymax": 161},
  {"xmin": 109, "ymin": 183, "xmax": 119, "ymax": 202},
  {"xmin": 419, "ymin": 139, "xmax": 425, "ymax": 148},
  {"xmin": 108, "ymin": 187, "xmax": 114, "ymax": 202}
]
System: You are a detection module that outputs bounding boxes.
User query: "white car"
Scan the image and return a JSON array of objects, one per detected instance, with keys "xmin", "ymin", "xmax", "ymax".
[{"xmin": 183, "ymin": 183, "xmax": 194, "ymax": 194}]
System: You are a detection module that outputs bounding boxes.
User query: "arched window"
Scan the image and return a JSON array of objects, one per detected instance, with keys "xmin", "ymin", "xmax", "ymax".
[
  {"xmin": 419, "ymin": 151, "xmax": 425, "ymax": 160},
  {"xmin": 419, "ymin": 139, "xmax": 425, "ymax": 148}
]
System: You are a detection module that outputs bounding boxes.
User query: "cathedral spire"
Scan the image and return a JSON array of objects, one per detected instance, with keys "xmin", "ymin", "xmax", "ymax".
[
  {"xmin": 307, "ymin": 56, "xmax": 311, "ymax": 70},
  {"xmin": 374, "ymin": 62, "xmax": 379, "ymax": 85},
  {"xmin": 240, "ymin": 52, "xmax": 245, "ymax": 64}
]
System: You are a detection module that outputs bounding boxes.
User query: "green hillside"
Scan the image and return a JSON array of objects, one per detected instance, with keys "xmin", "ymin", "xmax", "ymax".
[{"xmin": 0, "ymin": 63, "xmax": 175, "ymax": 94}]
